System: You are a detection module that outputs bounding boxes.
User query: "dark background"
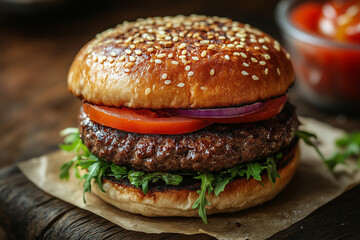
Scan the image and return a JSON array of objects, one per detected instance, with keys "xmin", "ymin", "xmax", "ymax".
[{"xmin": 0, "ymin": 0, "xmax": 359, "ymax": 239}]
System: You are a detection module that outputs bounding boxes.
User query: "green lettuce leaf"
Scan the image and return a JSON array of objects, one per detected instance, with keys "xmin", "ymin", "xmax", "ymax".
[
  {"xmin": 326, "ymin": 132, "xmax": 360, "ymax": 169},
  {"xmin": 192, "ymin": 173, "xmax": 214, "ymax": 224},
  {"xmin": 59, "ymin": 128, "xmax": 285, "ymax": 224}
]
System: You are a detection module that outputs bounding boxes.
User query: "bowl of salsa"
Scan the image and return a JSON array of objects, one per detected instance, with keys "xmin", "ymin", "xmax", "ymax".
[{"xmin": 276, "ymin": 0, "xmax": 360, "ymax": 111}]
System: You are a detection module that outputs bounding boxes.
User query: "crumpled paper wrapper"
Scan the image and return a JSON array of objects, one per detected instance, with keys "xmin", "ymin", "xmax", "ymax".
[{"xmin": 18, "ymin": 117, "xmax": 360, "ymax": 240}]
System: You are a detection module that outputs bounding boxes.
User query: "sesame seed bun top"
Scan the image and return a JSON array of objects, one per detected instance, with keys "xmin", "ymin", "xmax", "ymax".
[{"xmin": 68, "ymin": 15, "xmax": 294, "ymax": 109}]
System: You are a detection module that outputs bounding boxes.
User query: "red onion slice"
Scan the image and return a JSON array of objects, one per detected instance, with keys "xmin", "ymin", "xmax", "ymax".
[{"xmin": 169, "ymin": 101, "xmax": 268, "ymax": 118}]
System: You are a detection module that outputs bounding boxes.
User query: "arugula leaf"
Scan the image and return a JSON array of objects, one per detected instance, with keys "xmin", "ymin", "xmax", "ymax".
[
  {"xmin": 296, "ymin": 129, "xmax": 326, "ymax": 162},
  {"xmin": 264, "ymin": 155, "xmax": 281, "ymax": 184},
  {"xmin": 59, "ymin": 158, "xmax": 75, "ymax": 180},
  {"xmin": 128, "ymin": 171, "xmax": 183, "ymax": 194},
  {"xmin": 192, "ymin": 173, "xmax": 214, "ymax": 224},
  {"xmin": 158, "ymin": 173, "xmax": 183, "ymax": 185},
  {"xmin": 109, "ymin": 164, "xmax": 128, "ymax": 179},
  {"xmin": 59, "ymin": 128, "xmax": 283, "ymax": 224},
  {"xmin": 245, "ymin": 163, "xmax": 263, "ymax": 181},
  {"xmin": 128, "ymin": 171, "xmax": 153, "ymax": 193},
  {"xmin": 214, "ymin": 175, "xmax": 232, "ymax": 196},
  {"xmin": 326, "ymin": 132, "xmax": 360, "ymax": 169},
  {"xmin": 81, "ymin": 161, "xmax": 101, "ymax": 203}
]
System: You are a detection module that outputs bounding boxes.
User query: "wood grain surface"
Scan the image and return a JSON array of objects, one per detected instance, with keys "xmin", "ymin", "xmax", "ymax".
[{"xmin": 0, "ymin": 0, "xmax": 359, "ymax": 239}]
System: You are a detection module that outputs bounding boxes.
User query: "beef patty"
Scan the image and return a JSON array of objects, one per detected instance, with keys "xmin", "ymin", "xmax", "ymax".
[{"xmin": 79, "ymin": 102, "xmax": 299, "ymax": 172}]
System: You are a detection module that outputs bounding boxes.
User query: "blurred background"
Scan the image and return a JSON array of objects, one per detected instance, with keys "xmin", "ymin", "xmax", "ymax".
[{"xmin": 0, "ymin": 0, "xmax": 359, "ymax": 238}]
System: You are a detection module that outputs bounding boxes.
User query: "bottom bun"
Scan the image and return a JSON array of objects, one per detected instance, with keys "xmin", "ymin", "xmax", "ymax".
[{"xmin": 92, "ymin": 143, "xmax": 300, "ymax": 217}]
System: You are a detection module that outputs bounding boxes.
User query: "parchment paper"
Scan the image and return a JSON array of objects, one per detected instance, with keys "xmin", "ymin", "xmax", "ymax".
[{"xmin": 18, "ymin": 117, "xmax": 360, "ymax": 240}]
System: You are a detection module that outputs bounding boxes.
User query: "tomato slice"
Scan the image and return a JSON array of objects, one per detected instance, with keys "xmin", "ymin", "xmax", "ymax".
[
  {"xmin": 83, "ymin": 96, "xmax": 287, "ymax": 134},
  {"xmin": 82, "ymin": 102, "xmax": 211, "ymax": 135},
  {"xmin": 205, "ymin": 96, "xmax": 287, "ymax": 123}
]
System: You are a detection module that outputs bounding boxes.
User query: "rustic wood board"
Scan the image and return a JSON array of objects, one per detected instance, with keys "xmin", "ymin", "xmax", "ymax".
[{"xmin": 1, "ymin": 165, "xmax": 360, "ymax": 239}]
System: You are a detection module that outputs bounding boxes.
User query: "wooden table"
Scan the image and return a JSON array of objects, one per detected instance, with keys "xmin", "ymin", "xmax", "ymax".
[{"xmin": 1, "ymin": 0, "xmax": 360, "ymax": 239}]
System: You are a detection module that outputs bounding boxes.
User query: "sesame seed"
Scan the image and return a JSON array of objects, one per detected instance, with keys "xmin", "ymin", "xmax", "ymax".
[
  {"xmin": 125, "ymin": 37, "xmax": 133, "ymax": 43},
  {"xmin": 240, "ymin": 52, "xmax": 247, "ymax": 58},
  {"xmin": 181, "ymin": 59, "xmax": 187, "ymax": 64},
  {"xmin": 192, "ymin": 56, "xmax": 199, "ymax": 61},
  {"xmin": 227, "ymin": 44, "xmax": 235, "ymax": 48},
  {"xmin": 286, "ymin": 53, "xmax": 291, "ymax": 59},
  {"xmin": 125, "ymin": 49, "xmax": 132, "ymax": 55},
  {"xmin": 233, "ymin": 52, "xmax": 240, "ymax": 56},
  {"xmin": 134, "ymin": 50, "xmax": 142, "ymax": 55},
  {"xmin": 171, "ymin": 61, "xmax": 179, "ymax": 65},
  {"xmin": 124, "ymin": 62, "xmax": 134, "ymax": 68},
  {"xmin": 230, "ymin": 37, "xmax": 236, "ymax": 42},
  {"xmin": 277, "ymin": 68, "xmax": 281, "ymax": 75},
  {"xmin": 200, "ymin": 86, "xmax": 207, "ymax": 90},
  {"xmin": 108, "ymin": 57, "xmax": 114, "ymax": 63},
  {"xmin": 208, "ymin": 44, "xmax": 215, "ymax": 50},
  {"xmin": 179, "ymin": 43, "xmax": 186, "ymax": 49},
  {"xmin": 236, "ymin": 45, "xmax": 243, "ymax": 48},
  {"xmin": 182, "ymin": 50, "xmax": 187, "ymax": 55},
  {"xmin": 210, "ymin": 69, "xmax": 215, "ymax": 75},
  {"xmin": 195, "ymin": 42, "xmax": 201, "ymax": 47},
  {"xmin": 254, "ymin": 46, "xmax": 260, "ymax": 50},
  {"xmin": 155, "ymin": 59, "xmax": 162, "ymax": 64},
  {"xmin": 251, "ymin": 57, "xmax": 258, "ymax": 63},
  {"xmin": 145, "ymin": 88, "xmax": 151, "ymax": 95},
  {"xmin": 274, "ymin": 43, "xmax": 281, "ymax": 51},
  {"xmin": 185, "ymin": 65, "xmax": 191, "ymax": 71},
  {"xmin": 250, "ymin": 38, "xmax": 257, "ymax": 43},
  {"xmin": 129, "ymin": 56, "xmax": 136, "ymax": 62},
  {"xmin": 164, "ymin": 80, "xmax": 172, "ymax": 85},
  {"xmin": 168, "ymin": 53, "xmax": 173, "ymax": 58},
  {"xmin": 252, "ymin": 75, "xmax": 259, "ymax": 80},
  {"xmin": 225, "ymin": 55, "xmax": 230, "ymax": 60},
  {"xmin": 130, "ymin": 44, "xmax": 135, "ymax": 49},
  {"xmin": 98, "ymin": 56, "xmax": 106, "ymax": 63},
  {"xmin": 262, "ymin": 45, "xmax": 269, "ymax": 50},
  {"xmin": 258, "ymin": 38, "xmax": 265, "ymax": 43},
  {"xmin": 157, "ymin": 53, "xmax": 165, "ymax": 58},
  {"xmin": 110, "ymin": 52, "xmax": 116, "ymax": 57},
  {"xmin": 219, "ymin": 36, "xmax": 226, "ymax": 40},
  {"xmin": 92, "ymin": 56, "xmax": 98, "ymax": 62},
  {"xmin": 242, "ymin": 71, "xmax": 249, "ymax": 75},
  {"xmin": 177, "ymin": 82, "xmax": 185, "ymax": 87},
  {"xmin": 119, "ymin": 56, "xmax": 125, "ymax": 61},
  {"xmin": 265, "ymin": 68, "xmax": 269, "ymax": 75},
  {"xmin": 173, "ymin": 36, "xmax": 179, "ymax": 42},
  {"xmin": 162, "ymin": 73, "xmax": 168, "ymax": 79},
  {"xmin": 147, "ymin": 48, "xmax": 154, "ymax": 52},
  {"xmin": 188, "ymin": 71, "xmax": 194, "ymax": 77},
  {"xmin": 243, "ymin": 62, "xmax": 249, "ymax": 67},
  {"xmin": 97, "ymin": 55, "xmax": 105, "ymax": 64},
  {"xmin": 263, "ymin": 54, "xmax": 271, "ymax": 60},
  {"xmin": 124, "ymin": 69, "xmax": 130, "ymax": 73},
  {"xmin": 201, "ymin": 50, "xmax": 207, "ymax": 57},
  {"xmin": 259, "ymin": 61, "xmax": 266, "ymax": 65}
]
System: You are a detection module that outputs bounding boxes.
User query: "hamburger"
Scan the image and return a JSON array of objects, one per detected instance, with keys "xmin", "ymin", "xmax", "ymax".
[{"xmin": 60, "ymin": 15, "xmax": 300, "ymax": 224}]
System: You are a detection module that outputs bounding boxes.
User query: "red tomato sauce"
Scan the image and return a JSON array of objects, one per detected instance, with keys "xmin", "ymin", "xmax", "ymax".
[{"xmin": 290, "ymin": 0, "xmax": 360, "ymax": 103}]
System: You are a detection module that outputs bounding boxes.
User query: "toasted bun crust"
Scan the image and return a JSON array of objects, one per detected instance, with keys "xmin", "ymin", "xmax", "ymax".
[
  {"xmin": 92, "ymin": 143, "xmax": 299, "ymax": 217},
  {"xmin": 68, "ymin": 15, "xmax": 294, "ymax": 109}
]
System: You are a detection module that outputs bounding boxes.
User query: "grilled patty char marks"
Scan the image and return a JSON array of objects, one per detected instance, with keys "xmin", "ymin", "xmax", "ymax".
[{"xmin": 79, "ymin": 102, "xmax": 299, "ymax": 172}]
